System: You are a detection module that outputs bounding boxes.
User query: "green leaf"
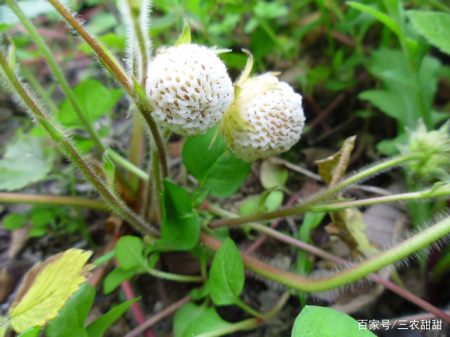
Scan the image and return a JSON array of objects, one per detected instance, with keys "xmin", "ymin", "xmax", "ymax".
[
  {"xmin": 157, "ymin": 180, "xmax": 200, "ymax": 251},
  {"xmin": 17, "ymin": 327, "xmax": 40, "ymax": 337},
  {"xmin": 0, "ymin": 0, "xmax": 69, "ymax": 24},
  {"xmin": 0, "ymin": 133, "xmax": 54, "ymax": 191},
  {"xmin": 254, "ymin": 1, "xmax": 288, "ymax": 18},
  {"xmin": 103, "ymin": 268, "xmax": 137, "ymax": 294},
  {"xmin": 174, "ymin": 303, "xmax": 231, "ymax": 337},
  {"xmin": 182, "ymin": 128, "xmax": 251, "ymax": 197},
  {"xmin": 2, "ymin": 213, "xmax": 26, "ymax": 230},
  {"xmin": 115, "ymin": 236, "xmax": 145, "ymax": 270},
  {"xmin": 291, "ymin": 306, "xmax": 376, "ymax": 337},
  {"xmin": 409, "ymin": 10, "xmax": 450, "ymax": 55},
  {"xmin": 57, "ymin": 79, "xmax": 122, "ymax": 128},
  {"xmin": 46, "ymin": 284, "xmax": 95, "ymax": 337},
  {"xmin": 360, "ymin": 48, "xmax": 440, "ymax": 129},
  {"xmin": 209, "ymin": 238, "xmax": 244, "ymax": 306},
  {"xmin": 86, "ymin": 298, "xmax": 138, "ymax": 337},
  {"xmin": 260, "ymin": 161, "xmax": 288, "ymax": 189}
]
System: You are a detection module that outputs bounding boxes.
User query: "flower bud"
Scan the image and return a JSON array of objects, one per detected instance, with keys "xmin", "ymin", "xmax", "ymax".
[
  {"xmin": 147, "ymin": 44, "xmax": 234, "ymax": 135},
  {"xmin": 222, "ymin": 74, "xmax": 305, "ymax": 161},
  {"xmin": 404, "ymin": 121, "xmax": 450, "ymax": 182}
]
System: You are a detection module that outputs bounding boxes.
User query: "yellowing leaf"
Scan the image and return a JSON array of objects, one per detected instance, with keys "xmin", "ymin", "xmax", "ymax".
[
  {"xmin": 8, "ymin": 249, "xmax": 93, "ymax": 333},
  {"xmin": 0, "ymin": 316, "xmax": 7, "ymax": 337}
]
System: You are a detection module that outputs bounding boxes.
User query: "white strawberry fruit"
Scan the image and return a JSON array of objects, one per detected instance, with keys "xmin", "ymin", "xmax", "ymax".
[
  {"xmin": 222, "ymin": 73, "xmax": 305, "ymax": 161},
  {"xmin": 147, "ymin": 44, "xmax": 234, "ymax": 135}
]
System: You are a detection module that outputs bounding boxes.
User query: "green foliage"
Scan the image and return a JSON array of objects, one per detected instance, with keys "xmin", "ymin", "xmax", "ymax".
[
  {"xmin": 158, "ymin": 180, "xmax": 200, "ymax": 251},
  {"xmin": 291, "ymin": 305, "xmax": 376, "ymax": 337},
  {"xmin": 104, "ymin": 235, "xmax": 159, "ymax": 293},
  {"xmin": 46, "ymin": 284, "xmax": 136, "ymax": 337},
  {"xmin": 57, "ymin": 79, "xmax": 122, "ymax": 127},
  {"xmin": 0, "ymin": 133, "xmax": 55, "ymax": 191},
  {"xmin": 359, "ymin": 47, "xmax": 442, "ymax": 154},
  {"xmin": 409, "ymin": 10, "xmax": 450, "ymax": 55},
  {"xmin": 182, "ymin": 127, "xmax": 251, "ymax": 197},
  {"xmin": 0, "ymin": 0, "xmax": 67, "ymax": 24},
  {"xmin": 174, "ymin": 302, "xmax": 231, "ymax": 337},
  {"xmin": 17, "ymin": 327, "xmax": 40, "ymax": 337},
  {"xmin": 1, "ymin": 213, "xmax": 26, "ymax": 230},
  {"xmin": 209, "ymin": 238, "xmax": 245, "ymax": 306}
]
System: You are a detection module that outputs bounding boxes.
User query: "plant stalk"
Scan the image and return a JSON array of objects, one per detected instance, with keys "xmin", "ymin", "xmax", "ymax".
[
  {"xmin": 0, "ymin": 51, "xmax": 158, "ymax": 236},
  {"xmin": 6, "ymin": 0, "xmax": 106, "ymax": 154},
  {"xmin": 0, "ymin": 192, "xmax": 108, "ymax": 210},
  {"xmin": 201, "ymin": 215, "xmax": 450, "ymax": 292},
  {"xmin": 210, "ymin": 153, "xmax": 419, "ymax": 228},
  {"xmin": 47, "ymin": 0, "xmax": 168, "ymax": 177}
]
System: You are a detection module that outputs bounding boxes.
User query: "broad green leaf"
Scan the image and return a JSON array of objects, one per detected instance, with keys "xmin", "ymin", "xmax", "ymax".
[
  {"xmin": 182, "ymin": 128, "xmax": 251, "ymax": 197},
  {"xmin": 209, "ymin": 238, "xmax": 244, "ymax": 305},
  {"xmin": 57, "ymin": 79, "xmax": 122, "ymax": 128},
  {"xmin": 157, "ymin": 180, "xmax": 200, "ymax": 251},
  {"xmin": 86, "ymin": 298, "xmax": 138, "ymax": 337},
  {"xmin": 17, "ymin": 327, "xmax": 40, "ymax": 337},
  {"xmin": 115, "ymin": 236, "xmax": 145, "ymax": 270},
  {"xmin": 0, "ymin": 133, "xmax": 55, "ymax": 191},
  {"xmin": 9, "ymin": 249, "xmax": 93, "ymax": 333},
  {"xmin": 260, "ymin": 161, "xmax": 288, "ymax": 189},
  {"xmin": 409, "ymin": 10, "xmax": 450, "ymax": 55},
  {"xmin": 103, "ymin": 268, "xmax": 137, "ymax": 294},
  {"xmin": 46, "ymin": 285, "xmax": 95, "ymax": 337},
  {"xmin": 174, "ymin": 303, "xmax": 231, "ymax": 337},
  {"xmin": 291, "ymin": 306, "xmax": 376, "ymax": 337},
  {"xmin": 2, "ymin": 213, "xmax": 26, "ymax": 230}
]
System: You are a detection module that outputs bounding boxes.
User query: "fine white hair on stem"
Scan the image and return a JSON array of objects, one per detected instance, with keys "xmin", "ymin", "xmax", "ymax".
[{"xmin": 119, "ymin": 0, "xmax": 152, "ymax": 82}]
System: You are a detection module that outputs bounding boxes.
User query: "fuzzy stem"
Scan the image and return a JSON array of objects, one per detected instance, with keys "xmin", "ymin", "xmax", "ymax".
[
  {"xmin": 196, "ymin": 319, "xmax": 260, "ymax": 337},
  {"xmin": 207, "ymin": 205, "xmax": 450, "ymax": 321},
  {"xmin": 0, "ymin": 51, "xmax": 158, "ymax": 237},
  {"xmin": 145, "ymin": 267, "xmax": 204, "ymax": 283},
  {"xmin": 0, "ymin": 192, "xmax": 108, "ymax": 210},
  {"xmin": 47, "ymin": 0, "xmax": 131, "ymax": 92},
  {"xmin": 123, "ymin": 0, "xmax": 149, "ymax": 85},
  {"xmin": 210, "ymin": 153, "xmax": 419, "ymax": 228},
  {"xmin": 7, "ymin": 0, "xmax": 106, "ymax": 154},
  {"xmin": 201, "ymin": 215, "xmax": 450, "ymax": 292},
  {"xmin": 310, "ymin": 184, "xmax": 450, "ymax": 212},
  {"xmin": 194, "ymin": 293, "xmax": 291, "ymax": 337},
  {"xmin": 46, "ymin": 0, "xmax": 168, "ymax": 177},
  {"xmin": 107, "ymin": 149, "xmax": 149, "ymax": 181}
]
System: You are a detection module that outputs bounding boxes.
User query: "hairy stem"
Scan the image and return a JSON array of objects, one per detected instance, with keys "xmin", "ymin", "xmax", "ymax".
[
  {"xmin": 108, "ymin": 149, "xmax": 149, "ymax": 181},
  {"xmin": 0, "ymin": 51, "xmax": 158, "ymax": 236},
  {"xmin": 0, "ymin": 192, "xmax": 108, "ymax": 210},
  {"xmin": 123, "ymin": 0, "xmax": 150, "ymax": 85},
  {"xmin": 145, "ymin": 268, "xmax": 204, "ymax": 283},
  {"xmin": 201, "ymin": 215, "xmax": 450, "ymax": 292},
  {"xmin": 7, "ymin": 0, "xmax": 105, "ymax": 154},
  {"xmin": 310, "ymin": 184, "xmax": 450, "ymax": 212},
  {"xmin": 210, "ymin": 153, "xmax": 419, "ymax": 228},
  {"xmin": 47, "ymin": 0, "xmax": 168, "ymax": 176}
]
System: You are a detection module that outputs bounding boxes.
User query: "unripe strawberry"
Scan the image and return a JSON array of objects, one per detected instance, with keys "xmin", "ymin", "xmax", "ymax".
[
  {"xmin": 146, "ymin": 44, "xmax": 234, "ymax": 135},
  {"xmin": 222, "ymin": 74, "xmax": 305, "ymax": 161}
]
